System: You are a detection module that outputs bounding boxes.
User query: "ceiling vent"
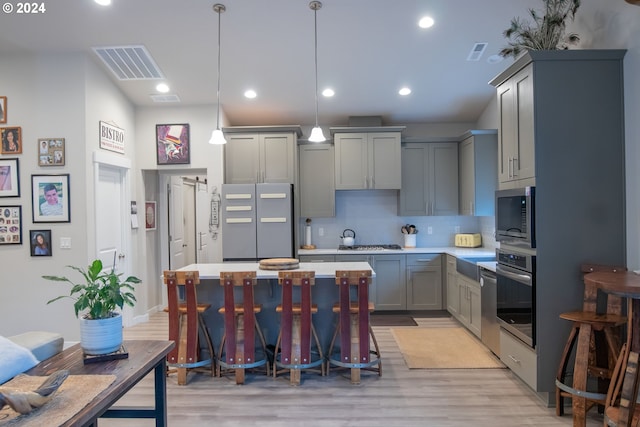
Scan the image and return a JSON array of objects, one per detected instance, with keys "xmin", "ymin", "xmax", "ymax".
[
  {"xmin": 466, "ymin": 42, "xmax": 488, "ymax": 61},
  {"xmin": 93, "ymin": 45, "xmax": 164, "ymax": 80},
  {"xmin": 150, "ymin": 94, "xmax": 181, "ymax": 103}
]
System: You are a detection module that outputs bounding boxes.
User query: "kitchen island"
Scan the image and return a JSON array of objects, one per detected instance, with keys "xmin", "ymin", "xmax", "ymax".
[{"xmin": 175, "ymin": 262, "xmax": 375, "ymax": 354}]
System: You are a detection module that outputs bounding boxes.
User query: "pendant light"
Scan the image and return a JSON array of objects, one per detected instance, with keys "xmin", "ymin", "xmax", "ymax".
[
  {"xmin": 209, "ymin": 3, "xmax": 227, "ymax": 145},
  {"xmin": 308, "ymin": 1, "xmax": 326, "ymax": 142}
]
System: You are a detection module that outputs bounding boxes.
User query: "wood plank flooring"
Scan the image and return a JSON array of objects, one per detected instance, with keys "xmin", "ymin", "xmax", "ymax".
[{"xmin": 99, "ymin": 312, "xmax": 603, "ymax": 426}]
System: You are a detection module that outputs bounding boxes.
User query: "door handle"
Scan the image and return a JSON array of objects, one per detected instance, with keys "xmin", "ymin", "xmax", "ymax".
[{"xmin": 512, "ymin": 157, "xmax": 518, "ymax": 177}]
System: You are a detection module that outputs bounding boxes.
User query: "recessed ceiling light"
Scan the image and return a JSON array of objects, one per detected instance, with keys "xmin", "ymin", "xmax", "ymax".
[
  {"xmin": 244, "ymin": 89, "xmax": 257, "ymax": 99},
  {"xmin": 399, "ymin": 87, "xmax": 411, "ymax": 96},
  {"xmin": 322, "ymin": 88, "xmax": 335, "ymax": 97},
  {"xmin": 418, "ymin": 16, "xmax": 434, "ymax": 29},
  {"xmin": 94, "ymin": 0, "xmax": 111, "ymax": 5},
  {"xmin": 156, "ymin": 83, "xmax": 170, "ymax": 93}
]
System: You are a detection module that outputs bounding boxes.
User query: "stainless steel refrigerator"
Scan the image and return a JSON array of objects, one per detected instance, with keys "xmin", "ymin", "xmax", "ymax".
[{"xmin": 221, "ymin": 183, "xmax": 294, "ymax": 261}]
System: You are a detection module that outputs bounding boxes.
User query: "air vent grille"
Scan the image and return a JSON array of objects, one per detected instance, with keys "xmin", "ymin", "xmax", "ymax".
[
  {"xmin": 150, "ymin": 94, "xmax": 181, "ymax": 103},
  {"xmin": 467, "ymin": 42, "xmax": 488, "ymax": 61},
  {"xmin": 93, "ymin": 45, "xmax": 164, "ymax": 80}
]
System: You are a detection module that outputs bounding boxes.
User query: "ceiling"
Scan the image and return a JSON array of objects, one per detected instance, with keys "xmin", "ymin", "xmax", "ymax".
[{"xmin": 0, "ymin": 0, "xmax": 623, "ymax": 128}]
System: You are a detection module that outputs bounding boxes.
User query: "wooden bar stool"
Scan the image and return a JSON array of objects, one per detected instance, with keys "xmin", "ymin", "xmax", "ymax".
[
  {"xmin": 273, "ymin": 271, "xmax": 324, "ymax": 385},
  {"xmin": 555, "ymin": 264, "xmax": 627, "ymax": 425},
  {"xmin": 327, "ymin": 270, "xmax": 381, "ymax": 384},
  {"xmin": 217, "ymin": 271, "xmax": 269, "ymax": 384},
  {"xmin": 163, "ymin": 270, "xmax": 215, "ymax": 385}
]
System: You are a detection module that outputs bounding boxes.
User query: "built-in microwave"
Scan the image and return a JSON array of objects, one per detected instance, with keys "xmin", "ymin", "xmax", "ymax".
[{"xmin": 495, "ymin": 187, "xmax": 535, "ymax": 249}]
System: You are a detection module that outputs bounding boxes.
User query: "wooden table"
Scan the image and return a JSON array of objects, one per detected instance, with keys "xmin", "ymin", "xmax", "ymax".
[
  {"xmin": 584, "ymin": 271, "xmax": 640, "ymax": 426},
  {"xmin": 25, "ymin": 340, "xmax": 174, "ymax": 427}
]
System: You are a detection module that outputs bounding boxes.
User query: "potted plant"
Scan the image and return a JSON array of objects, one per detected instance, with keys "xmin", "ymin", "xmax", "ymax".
[
  {"xmin": 500, "ymin": 0, "xmax": 581, "ymax": 59},
  {"xmin": 44, "ymin": 259, "xmax": 141, "ymax": 355}
]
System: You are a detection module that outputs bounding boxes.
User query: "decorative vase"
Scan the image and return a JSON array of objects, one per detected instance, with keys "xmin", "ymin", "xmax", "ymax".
[{"xmin": 79, "ymin": 312, "xmax": 123, "ymax": 355}]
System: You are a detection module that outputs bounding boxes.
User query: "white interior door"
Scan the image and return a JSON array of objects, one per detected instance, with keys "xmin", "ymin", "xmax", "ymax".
[
  {"xmin": 183, "ymin": 180, "xmax": 196, "ymax": 266},
  {"xmin": 95, "ymin": 160, "xmax": 133, "ymax": 326},
  {"xmin": 196, "ymin": 180, "xmax": 209, "ymax": 262},
  {"xmin": 169, "ymin": 175, "xmax": 186, "ymax": 269}
]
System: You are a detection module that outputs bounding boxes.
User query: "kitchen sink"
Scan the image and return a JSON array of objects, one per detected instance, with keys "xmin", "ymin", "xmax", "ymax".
[{"xmin": 456, "ymin": 256, "xmax": 496, "ymax": 281}]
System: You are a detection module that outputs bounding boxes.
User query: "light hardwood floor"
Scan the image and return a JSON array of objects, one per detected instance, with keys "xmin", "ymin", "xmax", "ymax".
[{"xmin": 100, "ymin": 312, "xmax": 603, "ymax": 427}]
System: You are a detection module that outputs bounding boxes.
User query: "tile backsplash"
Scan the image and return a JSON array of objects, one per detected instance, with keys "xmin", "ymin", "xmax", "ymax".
[{"xmin": 299, "ymin": 190, "xmax": 496, "ymax": 249}]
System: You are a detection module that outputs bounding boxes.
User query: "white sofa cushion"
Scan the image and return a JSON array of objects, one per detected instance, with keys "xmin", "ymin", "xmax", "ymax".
[{"xmin": 0, "ymin": 335, "xmax": 39, "ymax": 385}]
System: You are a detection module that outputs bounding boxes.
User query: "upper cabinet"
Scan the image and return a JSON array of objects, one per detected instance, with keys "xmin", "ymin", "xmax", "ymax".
[
  {"xmin": 458, "ymin": 130, "xmax": 498, "ymax": 216},
  {"xmin": 299, "ymin": 142, "xmax": 335, "ymax": 218},
  {"xmin": 223, "ymin": 126, "xmax": 302, "ymax": 184},
  {"xmin": 494, "ymin": 64, "xmax": 535, "ymax": 187},
  {"xmin": 398, "ymin": 142, "xmax": 458, "ymax": 216},
  {"xmin": 331, "ymin": 127, "xmax": 405, "ymax": 190}
]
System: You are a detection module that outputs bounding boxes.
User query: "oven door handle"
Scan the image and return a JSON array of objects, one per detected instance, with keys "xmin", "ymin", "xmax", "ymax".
[{"xmin": 496, "ymin": 265, "xmax": 532, "ymax": 286}]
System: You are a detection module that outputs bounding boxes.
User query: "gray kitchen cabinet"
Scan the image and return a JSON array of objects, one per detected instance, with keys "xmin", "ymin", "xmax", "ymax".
[
  {"xmin": 223, "ymin": 126, "xmax": 302, "ymax": 184},
  {"xmin": 334, "ymin": 253, "xmax": 405, "ymax": 311},
  {"xmin": 456, "ymin": 274, "xmax": 481, "ymax": 338},
  {"xmin": 458, "ymin": 130, "xmax": 498, "ymax": 216},
  {"xmin": 445, "ymin": 255, "xmax": 459, "ymax": 316},
  {"xmin": 406, "ymin": 254, "xmax": 442, "ymax": 310},
  {"xmin": 489, "ymin": 50, "xmax": 626, "ymax": 403},
  {"xmin": 331, "ymin": 127, "xmax": 405, "ymax": 190},
  {"xmin": 298, "ymin": 143, "xmax": 335, "ymax": 218},
  {"xmin": 494, "ymin": 64, "xmax": 535, "ymax": 188},
  {"xmin": 398, "ymin": 143, "xmax": 458, "ymax": 216}
]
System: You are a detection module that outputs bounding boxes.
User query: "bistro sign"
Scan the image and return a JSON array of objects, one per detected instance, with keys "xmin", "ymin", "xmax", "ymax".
[{"xmin": 99, "ymin": 121, "xmax": 125, "ymax": 154}]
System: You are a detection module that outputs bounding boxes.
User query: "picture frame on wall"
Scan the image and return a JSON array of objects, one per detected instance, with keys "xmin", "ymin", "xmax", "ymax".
[
  {"xmin": 32, "ymin": 174, "xmax": 70, "ymax": 223},
  {"xmin": 38, "ymin": 138, "xmax": 65, "ymax": 166},
  {"xmin": 0, "ymin": 158, "xmax": 20, "ymax": 197},
  {"xmin": 156, "ymin": 123, "xmax": 190, "ymax": 165},
  {"xmin": 0, "ymin": 96, "xmax": 6, "ymax": 124},
  {"xmin": 145, "ymin": 201, "xmax": 156, "ymax": 230},
  {"xmin": 1, "ymin": 127, "xmax": 22, "ymax": 154},
  {"xmin": 30, "ymin": 229, "xmax": 52, "ymax": 256},
  {"xmin": 0, "ymin": 205, "xmax": 22, "ymax": 245}
]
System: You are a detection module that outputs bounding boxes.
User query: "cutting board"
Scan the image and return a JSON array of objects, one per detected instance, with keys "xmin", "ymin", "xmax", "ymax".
[{"xmin": 258, "ymin": 258, "xmax": 300, "ymax": 270}]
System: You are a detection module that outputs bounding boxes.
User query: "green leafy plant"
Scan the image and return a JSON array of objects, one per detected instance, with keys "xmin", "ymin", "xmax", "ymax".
[
  {"xmin": 44, "ymin": 259, "xmax": 140, "ymax": 319},
  {"xmin": 500, "ymin": 0, "xmax": 581, "ymax": 59}
]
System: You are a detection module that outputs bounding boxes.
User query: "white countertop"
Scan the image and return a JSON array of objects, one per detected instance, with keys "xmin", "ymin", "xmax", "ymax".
[
  {"xmin": 177, "ymin": 261, "xmax": 375, "ymax": 280},
  {"xmin": 298, "ymin": 246, "xmax": 496, "ymax": 258},
  {"xmin": 477, "ymin": 261, "xmax": 497, "ymax": 273}
]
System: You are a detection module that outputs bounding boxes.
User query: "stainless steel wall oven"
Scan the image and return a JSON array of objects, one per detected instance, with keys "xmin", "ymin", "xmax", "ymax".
[{"xmin": 496, "ymin": 248, "xmax": 536, "ymax": 348}]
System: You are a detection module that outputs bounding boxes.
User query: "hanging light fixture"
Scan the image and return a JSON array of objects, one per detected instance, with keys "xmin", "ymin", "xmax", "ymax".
[
  {"xmin": 308, "ymin": 1, "xmax": 326, "ymax": 142},
  {"xmin": 209, "ymin": 3, "xmax": 227, "ymax": 145}
]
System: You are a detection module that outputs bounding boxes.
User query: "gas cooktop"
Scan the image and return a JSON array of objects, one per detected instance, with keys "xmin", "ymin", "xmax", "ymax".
[{"xmin": 338, "ymin": 244, "xmax": 403, "ymax": 251}]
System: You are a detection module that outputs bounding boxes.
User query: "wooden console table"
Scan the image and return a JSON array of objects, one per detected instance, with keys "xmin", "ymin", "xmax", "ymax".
[{"xmin": 25, "ymin": 340, "xmax": 174, "ymax": 427}]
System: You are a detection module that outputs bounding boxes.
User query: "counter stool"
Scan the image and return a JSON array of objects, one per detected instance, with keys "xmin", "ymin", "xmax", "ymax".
[
  {"xmin": 163, "ymin": 270, "xmax": 215, "ymax": 385},
  {"xmin": 217, "ymin": 271, "xmax": 269, "ymax": 384},
  {"xmin": 327, "ymin": 270, "xmax": 381, "ymax": 384},
  {"xmin": 555, "ymin": 264, "xmax": 627, "ymax": 425},
  {"xmin": 273, "ymin": 271, "xmax": 324, "ymax": 385}
]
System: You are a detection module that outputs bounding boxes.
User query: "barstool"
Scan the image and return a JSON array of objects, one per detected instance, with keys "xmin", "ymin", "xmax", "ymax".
[
  {"xmin": 555, "ymin": 264, "xmax": 627, "ymax": 425},
  {"xmin": 217, "ymin": 271, "xmax": 269, "ymax": 384},
  {"xmin": 327, "ymin": 270, "xmax": 381, "ymax": 384},
  {"xmin": 273, "ymin": 271, "xmax": 324, "ymax": 385},
  {"xmin": 163, "ymin": 270, "xmax": 215, "ymax": 385}
]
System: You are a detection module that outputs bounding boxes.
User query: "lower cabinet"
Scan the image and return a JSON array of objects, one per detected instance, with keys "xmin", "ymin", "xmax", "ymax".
[
  {"xmin": 334, "ymin": 254, "xmax": 406, "ymax": 311},
  {"xmin": 406, "ymin": 254, "xmax": 442, "ymax": 310},
  {"xmin": 445, "ymin": 255, "xmax": 459, "ymax": 316},
  {"xmin": 500, "ymin": 328, "xmax": 537, "ymax": 389},
  {"xmin": 455, "ymin": 274, "xmax": 481, "ymax": 338},
  {"xmin": 334, "ymin": 253, "xmax": 443, "ymax": 311}
]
